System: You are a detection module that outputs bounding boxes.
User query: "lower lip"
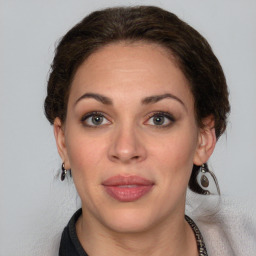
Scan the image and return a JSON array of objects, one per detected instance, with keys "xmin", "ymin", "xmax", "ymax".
[{"xmin": 104, "ymin": 185, "xmax": 153, "ymax": 202}]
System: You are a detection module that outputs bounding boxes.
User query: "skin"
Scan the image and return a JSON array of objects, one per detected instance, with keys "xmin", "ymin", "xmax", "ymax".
[{"xmin": 54, "ymin": 42, "xmax": 216, "ymax": 256}]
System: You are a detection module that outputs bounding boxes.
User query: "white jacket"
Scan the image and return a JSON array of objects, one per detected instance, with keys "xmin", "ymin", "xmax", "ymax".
[{"xmin": 186, "ymin": 189, "xmax": 256, "ymax": 255}]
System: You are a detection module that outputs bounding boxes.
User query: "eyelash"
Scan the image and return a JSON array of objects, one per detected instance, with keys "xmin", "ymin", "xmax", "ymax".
[
  {"xmin": 80, "ymin": 111, "xmax": 175, "ymax": 128},
  {"xmin": 145, "ymin": 111, "xmax": 176, "ymax": 128},
  {"xmin": 81, "ymin": 111, "xmax": 111, "ymax": 128}
]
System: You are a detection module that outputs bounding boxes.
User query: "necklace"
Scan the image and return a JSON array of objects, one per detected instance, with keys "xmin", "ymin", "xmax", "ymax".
[{"xmin": 185, "ymin": 215, "xmax": 208, "ymax": 256}]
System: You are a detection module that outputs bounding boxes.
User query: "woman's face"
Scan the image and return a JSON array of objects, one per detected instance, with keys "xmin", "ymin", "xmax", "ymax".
[{"xmin": 55, "ymin": 42, "xmax": 214, "ymax": 233}]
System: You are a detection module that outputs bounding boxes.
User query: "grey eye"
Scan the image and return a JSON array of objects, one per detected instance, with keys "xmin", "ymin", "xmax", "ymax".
[
  {"xmin": 82, "ymin": 113, "xmax": 110, "ymax": 127},
  {"xmin": 152, "ymin": 115, "xmax": 165, "ymax": 125},
  {"xmin": 91, "ymin": 115, "xmax": 104, "ymax": 125},
  {"xmin": 146, "ymin": 112, "xmax": 175, "ymax": 127}
]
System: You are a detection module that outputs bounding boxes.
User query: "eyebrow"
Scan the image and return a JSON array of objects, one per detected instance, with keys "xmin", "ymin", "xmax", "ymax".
[
  {"xmin": 75, "ymin": 93, "xmax": 113, "ymax": 106},
  {"xmin": 142, "ymin": 93, "xmax": 186, "ymax": 109},
  {"xmin": 75, "ymin": 92, "xmax": 186, "ymax": 110}
]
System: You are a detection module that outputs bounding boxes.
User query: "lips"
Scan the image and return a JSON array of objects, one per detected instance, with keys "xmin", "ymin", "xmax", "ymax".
[{"xmin": 102, "ymin": 175, "xmax": 154, "ymax": 202}]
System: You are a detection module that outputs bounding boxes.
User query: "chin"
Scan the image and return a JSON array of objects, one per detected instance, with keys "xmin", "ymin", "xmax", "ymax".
[{"xmin": 97, "ymin": 205, "xmax": 162, "ymax": 234}]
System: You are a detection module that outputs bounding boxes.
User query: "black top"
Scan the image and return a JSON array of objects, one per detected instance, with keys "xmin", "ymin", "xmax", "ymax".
[{"xmin": 59, "ymin": 209, "xmax": 208, "ymax": 256}]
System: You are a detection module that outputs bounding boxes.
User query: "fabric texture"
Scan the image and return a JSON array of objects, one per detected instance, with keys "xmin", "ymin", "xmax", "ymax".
[
  {"xmin": 59, "ymin": 209, "xmax": 88, "ymax": 256},
  {"xmin": 59, "ymin": 208, "xmax": 208, "ymax": 256},
  {"xmin": 58, "ymin": 189, "xmax": 256, "ymax": 256},
  {"xmin": 185, "ymin": 189, "xmax": 256, "ymax": 255}
]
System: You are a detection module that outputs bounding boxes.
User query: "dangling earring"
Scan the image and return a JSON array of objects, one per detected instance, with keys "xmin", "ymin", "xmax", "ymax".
[
  {"xmin": 61, "ymin": 163, "xmax": 70, "ymax": 181},
  {"xmin": 197, "ymin": 164, "xmax": 210, "ymax": 195},
  {"xmin": 61, "ymin": 163, "xmax": 72, "ymax": 181},
  {"xmin": 200, "ymin": 164, "xmax": 209, "ymax": 188},
  {"xmin": 197, "ymin": 163, "xmax": 220, "ymax": 195},
  {"xmin": 61, "ymin": 163, "xmax": 67, "ymax": 181}
]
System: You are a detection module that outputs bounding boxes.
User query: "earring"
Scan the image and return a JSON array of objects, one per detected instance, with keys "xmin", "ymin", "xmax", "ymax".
[
  {"xmin": 197, "ymin": 163, "xmax": 220, "ymax": 195},
  {"xmin": 61, "ymin": 163, "xmax": 67, "ymax": 181},
  {"xmin": 61, "ymin": 163, "xmax": 72, "ymax": 181},
  {"xmin": 200, "ymin": 164, "xmax": 209, "ymax": 188}
]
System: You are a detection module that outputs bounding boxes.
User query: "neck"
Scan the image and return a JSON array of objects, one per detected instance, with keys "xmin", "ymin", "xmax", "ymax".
[{"xmin": 76, "ymin": 209, "xmax": 198, "ymax": 256}]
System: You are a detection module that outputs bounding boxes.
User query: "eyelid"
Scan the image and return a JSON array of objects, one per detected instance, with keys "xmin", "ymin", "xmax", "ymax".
[
  {"xmin": 80, "ymin": 110, "xmax": 175, "ymax": 128},
  {"xmin": 80, "ymin": 111, "xmax": 111, "ymax": 127},
  {"xmin": 144, "ymin": 111, "xmax": 176, "ymax": 127}
]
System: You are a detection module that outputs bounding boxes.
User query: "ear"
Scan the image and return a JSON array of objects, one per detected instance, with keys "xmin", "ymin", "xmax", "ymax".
[
  {"xmin": 53, "ymin": 118, "xmax": 71, "ymax": 169},
  {"xmin": 193, "ymin": 115, "xmax": 217, "ymax": 166}
]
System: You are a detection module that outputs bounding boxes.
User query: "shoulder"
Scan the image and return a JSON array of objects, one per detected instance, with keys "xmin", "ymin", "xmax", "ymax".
[{"xmin": 186, "ymin": 191, "xmax": 256, "ymax": 255}]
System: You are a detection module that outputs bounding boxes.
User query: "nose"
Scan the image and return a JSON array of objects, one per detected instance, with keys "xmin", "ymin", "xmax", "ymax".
[{"xmin": 108, "ymin": 125, "xmax": 147, "ymax": 164}]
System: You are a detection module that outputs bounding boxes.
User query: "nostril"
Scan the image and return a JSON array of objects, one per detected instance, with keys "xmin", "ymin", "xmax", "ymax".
[{"xmin": 110, "ymin": 153, "xmax": 141, "ymax": 163}]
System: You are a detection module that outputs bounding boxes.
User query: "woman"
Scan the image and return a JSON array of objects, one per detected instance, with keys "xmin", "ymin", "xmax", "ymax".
[{"xmin": 44, "ymin": 6, "xmax": 254, "ymax": 256}]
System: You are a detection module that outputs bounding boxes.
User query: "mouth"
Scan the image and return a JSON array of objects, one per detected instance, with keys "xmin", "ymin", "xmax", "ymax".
[{"xmin": 102, "ymin": 175, "xmax": 154, "ymax": 202}]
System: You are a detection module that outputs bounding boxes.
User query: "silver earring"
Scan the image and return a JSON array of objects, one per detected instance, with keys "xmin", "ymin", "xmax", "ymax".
[
  {"xmin": 61, "ymin": 163, "xmax": 67, "ymax": 181},
  {"xmin": 198, "ymin": 163, "xmax": 220, "ymax": 195},
  {"xmin": 200, "ymin": 164, "xmax": 209, "ymax": 188}
]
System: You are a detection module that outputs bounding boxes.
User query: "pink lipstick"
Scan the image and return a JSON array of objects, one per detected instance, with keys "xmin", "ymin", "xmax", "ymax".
[{"xmin": 102, "ymin": 175, "xmax": 154, "ymax": 202}]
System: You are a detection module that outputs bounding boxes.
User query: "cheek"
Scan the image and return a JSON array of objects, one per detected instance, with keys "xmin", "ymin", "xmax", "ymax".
[
  {"xmin": 66, "ymin": 134, "xmax": 108, "ymax": 176},
  {"xmin": 149, "ymin": 129, "xmax": 198, "ymax": 177},
  {"xmin": 65, "ymin": 135, "xmax": 109, "ymax": 205}
]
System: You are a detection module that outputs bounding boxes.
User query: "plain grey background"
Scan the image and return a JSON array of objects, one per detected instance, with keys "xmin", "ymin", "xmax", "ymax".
[{"xmin": 2, "ymin": 0, "xmax": 256, "ymax": 255}]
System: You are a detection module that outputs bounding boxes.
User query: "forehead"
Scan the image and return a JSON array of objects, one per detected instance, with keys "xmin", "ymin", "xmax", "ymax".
[{"xmin": 69, "ymin": 42, "xmax": 193, "ymax": 107}]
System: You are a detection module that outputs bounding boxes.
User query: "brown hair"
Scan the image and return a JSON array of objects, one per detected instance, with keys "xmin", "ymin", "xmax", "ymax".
[{"xmin": 44, "ymin": 6, "xmax": 230, "ymax": 194}]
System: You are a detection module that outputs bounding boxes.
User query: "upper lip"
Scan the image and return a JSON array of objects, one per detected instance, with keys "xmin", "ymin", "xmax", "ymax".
[{"xmin": 102, "ymin": 175, "xmax": 154, "ymax": 186}]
